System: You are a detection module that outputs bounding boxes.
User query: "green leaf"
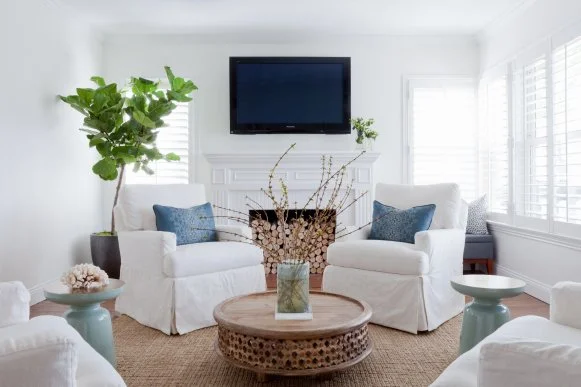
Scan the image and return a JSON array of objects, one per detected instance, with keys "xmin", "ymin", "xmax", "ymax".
[
  {"xmin": 89, "ymin": 134, "xmax": 105, "ymax": 147},
  {"xmin": 180, "ymin": 80, "xmax": 198, "ymax": 95},
  {"xmin": 167, "ymin": 90, "xmax": 192, "ymax": 102},
  {"xmin": 79, "ymin": 128, "xmax": 100, "ymax": 135},
  {"xmin": 129, "ymin": 94, "xmax": 146, "ymax": 112},
  {"xmin": 83, "ymin": 117, "xmax": 112, "ymax": 132},
  {"xmin": 164, "ymin": 66, "xmax": 176, "ymax": 86},
  {"xmin": 148, "ymin": 100, "xmax": 175, "ymax": 120},
  {"xmin": 90, "ymin": 76, "xmax": 106, "ymax": 87},
  {"xmin": 96, "ymin": 142, "xmax": 111, "ymax": 157},
  {"xmin": 119, "ymin": 154, "xmax": 137, "ymax": 163},
  {"xmin": 92, "ymin": 158, "xmax": 118, "ymax": 180},
  {"xmin": 91, "ymin": 90, "xmax": 109, "ymax": 113},
  {"xmin": 132, "ymin": 161, "xmax": 141, "ymax": 173},
  {"xmin": 143, "ymin": 147, "xmax": 162, "ymax": 160},
  {"xmin": 132, "ymin": 110, "xmax": 156, "ymax": 128},
  {"xmin": 59, "ymin": 95, "xmax": 88, "ymax": 116},
  {"xmin": 77, "ymin": 88, "xmax": 94, "ymax": 107},
  {"xmin": 172, "ymin": 77, "xmax": 185, "ymax": 92},
  {"xmin": 165, "ymin": 152, "xmax": 180, "ymax": 161},
  {"xmin": 97, "ymin": 83, "xmax": 118, "ymax": 98}
]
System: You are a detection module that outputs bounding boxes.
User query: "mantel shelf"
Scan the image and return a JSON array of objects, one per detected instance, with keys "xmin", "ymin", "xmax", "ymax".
[
  {"xmin": 204, "ymin": 151, "xmax": 381, "ymax": 165},
  {"xmin": 205, "ymin": 150, "xmax": 380, "ymax": 227}
]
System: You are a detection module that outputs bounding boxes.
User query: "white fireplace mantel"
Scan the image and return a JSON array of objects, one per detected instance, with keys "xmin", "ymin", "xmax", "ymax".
[{"xmin": 204, "ymin": 151, "xmax": 381, "ymax": 226}]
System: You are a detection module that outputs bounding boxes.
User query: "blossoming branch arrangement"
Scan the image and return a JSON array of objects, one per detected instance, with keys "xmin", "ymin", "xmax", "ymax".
[{"xmin": 61, "ymin": 263, "xmax": 110, "ymax": 291}]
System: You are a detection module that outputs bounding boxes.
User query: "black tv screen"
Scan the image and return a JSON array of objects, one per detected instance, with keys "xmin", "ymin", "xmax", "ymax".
[{"xmin": 230, "ymin": 57, "xmax": 351, "ymax": 134}]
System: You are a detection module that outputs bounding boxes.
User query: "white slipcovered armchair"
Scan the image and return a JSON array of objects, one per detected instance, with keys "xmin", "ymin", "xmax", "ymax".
[
  {"xmin": 322, "ymin": 183, "xmax": 468, "ymax": 334},
  {"xmin": 115, "ymin": 184, "xmax": 266, "ymax": 335},
  {"xmin": 0, "ymin": 281, "xmax": 125, "ymax": 387},
  {"xmin": 432, "ymin": 282, "xmax": 581, "ymax": 387}
]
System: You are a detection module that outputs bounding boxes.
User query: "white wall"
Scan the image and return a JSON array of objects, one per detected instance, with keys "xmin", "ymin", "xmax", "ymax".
[
  {"xmin": 479, "ymin": 0, "xmax": 581, "ymax": 302},
  {"xmin": 0, "ymin": 1, "xmax": 103, "ymax": 303},
  {"xmin": 101, "ymin": 34, "xmax": 478, "ymax": 215},
  {"xmin": 479, "ymin": 0, "xmax": 581, "ymax": 70}
]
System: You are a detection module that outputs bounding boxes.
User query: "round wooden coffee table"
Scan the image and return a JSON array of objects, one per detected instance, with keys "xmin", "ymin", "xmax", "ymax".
[{"xmin": 214, "ymin": 291, "xmax": 372, "ymax": 380}]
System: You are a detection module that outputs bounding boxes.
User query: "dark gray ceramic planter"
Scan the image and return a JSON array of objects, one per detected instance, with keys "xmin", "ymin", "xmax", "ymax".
[{"xmin": 90, "ymin": 234, "xmax": 121, "ymax": 279}]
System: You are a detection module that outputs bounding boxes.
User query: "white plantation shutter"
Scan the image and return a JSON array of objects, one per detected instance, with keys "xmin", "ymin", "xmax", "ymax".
[
  {"xmin": 482, "ymin": 76, "xmax": 510, "ymax": 214},
  {"xmin": 408, "ymin": 79, "xmax": 478, "ymax": 201},
  {"xmin": 125, "ymin": 102, "xmax": 190, "ymax": 184},
  {"xmin": 553, "ymin": 36, "xmax": 581, "ymax": 227},
  {"xmin": 514, "ymin": 55, "xmax": 549, "ymax": 221}
]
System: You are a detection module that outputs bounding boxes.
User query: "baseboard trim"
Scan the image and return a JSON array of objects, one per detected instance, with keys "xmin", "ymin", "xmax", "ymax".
[
  {"xmin": 28, "ymin": 278, "xmax": 58, "ymax": 305},
  {"xmin": 496, "ymin": 264, "xmax": 551, "ymax": 303}
]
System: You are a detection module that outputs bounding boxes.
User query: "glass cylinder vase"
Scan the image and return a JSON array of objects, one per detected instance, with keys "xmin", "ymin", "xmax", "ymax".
[{"xmin": 276, "ymin": 261, "xmax": 310, "ymax": 314}]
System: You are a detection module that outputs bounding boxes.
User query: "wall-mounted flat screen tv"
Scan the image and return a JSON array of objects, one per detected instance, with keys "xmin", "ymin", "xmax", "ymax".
[{"xmin": 230, "ymin": 57, "xmax": 351, "ymax": 134}]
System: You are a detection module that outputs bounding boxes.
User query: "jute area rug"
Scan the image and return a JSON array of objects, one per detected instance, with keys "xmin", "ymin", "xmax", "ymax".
[{"xmin": 113, "ymin": 315, "xmax": 461, "ymax": 387}]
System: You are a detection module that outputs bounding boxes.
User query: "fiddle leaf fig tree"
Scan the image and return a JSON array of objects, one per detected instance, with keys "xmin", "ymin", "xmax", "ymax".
[{"xmin": 59, "ymin": 66, "xmax": 197, "ymax": 235}]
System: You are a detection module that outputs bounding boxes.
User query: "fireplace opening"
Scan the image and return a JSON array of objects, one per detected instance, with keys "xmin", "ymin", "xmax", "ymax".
[{"xmin": 249, "ymin": 209, "xmax": 336, "ymax": 274}]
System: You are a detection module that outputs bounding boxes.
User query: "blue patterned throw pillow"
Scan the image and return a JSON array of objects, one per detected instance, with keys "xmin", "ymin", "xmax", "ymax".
[
  {"xmin": 368, "ymin": 201, "xmax": 436, "ymax": 244},
  {"xmin": 153, "ymin": 202, "xmax": 217, "ymax": 246}
]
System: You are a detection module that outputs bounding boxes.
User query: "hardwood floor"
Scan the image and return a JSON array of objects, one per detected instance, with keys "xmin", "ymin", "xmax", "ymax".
[{"xmin": 31, "ymin": 275, "xmax": 549, "ymax": 320}]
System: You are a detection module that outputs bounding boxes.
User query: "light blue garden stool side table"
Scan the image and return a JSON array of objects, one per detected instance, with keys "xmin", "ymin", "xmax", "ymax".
[
  {"xmin": 451, "ymin": 275, "xmax": 526, "ymax": 355},
  {"xmin": 44, "ymin": 279, "xmax": 124, "ymax": 367}
]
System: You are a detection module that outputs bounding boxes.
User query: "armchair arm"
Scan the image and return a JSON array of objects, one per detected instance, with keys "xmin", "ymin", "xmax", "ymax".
[
  {"xmin": 0, "ymin": 282, "xmax": 30, "ymax": 328},
  {"xmin": 414, "ymin": 229, "xmax": 465, "ymax": 271},
  {"xmin": 550, "ymin": 281, "xmax": 581, "ymax": 329},
  {"xmin": 215, "ymin": 224, "xmax": 253, "ymax": 243},
  {"xmin": 335, "ymin": 225, "xmax": 371, "ymax": 242},
  {"xmin": 477, "ymin": 340, "xmax": 581, "ymax": 387},
  {"xmin": 118, "ymin": 231, "xmax": 176, "ymax": 274}
]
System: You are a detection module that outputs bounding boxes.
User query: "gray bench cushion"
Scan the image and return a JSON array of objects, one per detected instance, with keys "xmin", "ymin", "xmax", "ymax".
[
  {"xmin": 465, "ymin": 234, "xmax": 493, "ymax": 243},
  {"xmin": 464, "ymin": 234, "xmax": 494, "ymax": 259}
]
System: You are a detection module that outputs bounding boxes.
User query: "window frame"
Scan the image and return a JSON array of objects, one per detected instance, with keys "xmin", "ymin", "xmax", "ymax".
[
  {"xmin": 478, "ymin": 23, "xmax": 581, "ymax": 240},
  {"xmin": 402, "ymin": 75, "xmax": 479, "ymax": 199},
  {"xmin": 479, "ymin": 65, "xmax": 512, "ymax": 223}
]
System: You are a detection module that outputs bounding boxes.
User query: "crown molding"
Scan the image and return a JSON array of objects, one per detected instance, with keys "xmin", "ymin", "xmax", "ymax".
[{"xmin": 476, "ymin": 0, "xmax": 539, "ymax": 43}]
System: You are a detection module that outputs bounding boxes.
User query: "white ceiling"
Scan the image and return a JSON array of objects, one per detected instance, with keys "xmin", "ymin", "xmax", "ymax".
[{"xmin": 57, "ymin": 0, "xmax": 533, "ymax": 36}]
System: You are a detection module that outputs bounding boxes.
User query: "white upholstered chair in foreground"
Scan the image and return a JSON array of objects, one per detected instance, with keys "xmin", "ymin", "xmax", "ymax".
[
  {"xmin": 432, "ymin": 282, "xmax": 581, "ymax": 387},
  {"xmin": 115, "ymin": 184, "xmax": 266, "ymax": 335},
  {"xmin": 0, "ymin": 281, "xmax": 125, "ymax": 387},
  {"xmin": 322, "ymin": 183, "xmax": 468, "ymax": 334}
]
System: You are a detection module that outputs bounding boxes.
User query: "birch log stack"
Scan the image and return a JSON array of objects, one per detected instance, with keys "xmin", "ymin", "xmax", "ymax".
[{"xmin": 251, "ymin": 218, "xmax": 336, "ymax": 274}]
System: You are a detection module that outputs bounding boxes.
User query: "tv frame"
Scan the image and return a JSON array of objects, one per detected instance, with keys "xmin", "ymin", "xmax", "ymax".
[{"xmin": 229, "ymin": 56, "xmax": 351, "ymax": 135}]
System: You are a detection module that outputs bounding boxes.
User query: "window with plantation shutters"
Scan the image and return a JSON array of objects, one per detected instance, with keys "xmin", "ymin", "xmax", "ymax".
[
  {"xmin": 125, "ymin": 102, "xmax": 189, "ymax": 184},
  {"xmin": 514, "ymin": 55, "xmax": 549, "ymax": 220},
  {"xmin": 407, "ymin": 79, "xmax": 478, "ymax": 201},
  {"xmin": 481, "ymin": 76, "xmax": 510, "ymax": 214},
  {"xmin": 553, "ymin": 36, "xmax": 581, "ymax": 226}
]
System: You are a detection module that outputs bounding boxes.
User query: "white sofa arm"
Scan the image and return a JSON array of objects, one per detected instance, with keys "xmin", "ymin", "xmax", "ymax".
[
  {"xmin": 414, "ymin": 229, "xmax": 465, "ymax": 271},
  {"xmin": 335, "ymin": 225, "xmax": 371, "ymax": 242},
  {"xmin": 0, "ymin": 316, "xmax": 79, "ymax": 387},
  {"xmin": 118, "ymin": 231, "xmax": 177, "ymax": 274},
  {"xmin": 477, "ymin": 340, "xmax": 581, "ymax": 387},
  {"xmin": 550, "ymin": 281, "xmax": 581, "ymax": 329},
  {"xmin": 216, "ymin": 224, "xmax": 253, "ymax": 243},
  {"xmin": 0, "ymin": 282, "xmax": 30, "ymax": 328}
]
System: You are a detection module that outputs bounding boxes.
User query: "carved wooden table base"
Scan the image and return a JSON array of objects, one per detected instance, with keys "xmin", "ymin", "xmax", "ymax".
[{"xmin": 214, "ymin": 291, "xmax": 372, "ymax": 379}]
